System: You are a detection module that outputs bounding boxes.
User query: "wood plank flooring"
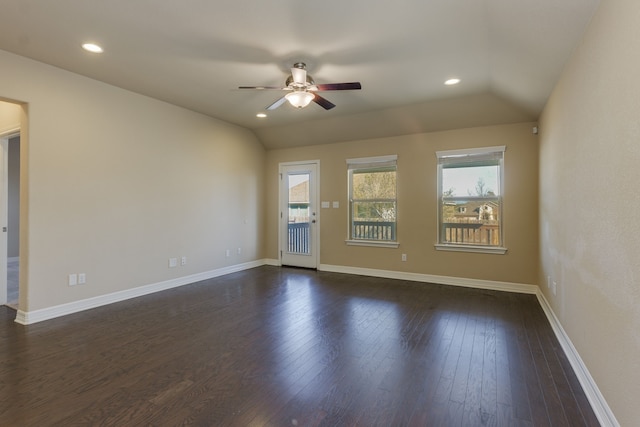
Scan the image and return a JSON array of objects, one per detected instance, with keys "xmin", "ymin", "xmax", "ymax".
[{"xmin": 0, "ymin": 266, "xmax": 599, "ymax": 426}]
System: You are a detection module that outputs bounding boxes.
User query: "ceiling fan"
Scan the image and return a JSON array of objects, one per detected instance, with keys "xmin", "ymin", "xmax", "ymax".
[{"xmin": 239, "ymin": 62, "xmax": 362, "ymax": 111}]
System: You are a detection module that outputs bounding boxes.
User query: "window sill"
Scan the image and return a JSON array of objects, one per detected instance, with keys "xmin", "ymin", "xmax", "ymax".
[
  {"xmin": 434, "ymin": 244, "xmax": 507, "ymax": 254},
  {"xmin": 346, "ymin": 240, "xmax": 399, "ymax": 249}
]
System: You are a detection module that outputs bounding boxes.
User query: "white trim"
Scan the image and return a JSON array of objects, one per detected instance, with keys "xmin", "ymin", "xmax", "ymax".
[
  {"xmin": 263, "ymin": 258, "xmax": 280, "ymax": 266},
  {"xmin": 435, "ymin": 244, "xmax": 507, "ymax": 254},
  {"xmin": 436, "ymin": 145, "xmax": 506, "ymax": 249},
  {"xmin": 278, "ymin": 159, "xmax": 321, "ymax": 167},
  {"xmin": 347, "ymin": 156, "xmax": 398, "ymax": 244},
  {"xmin": 346, "ymin": 154, "xmax": 397, "ymax": 166},
  {"xmin": 0, "ymin": 136, "xmax": 9, "ymax": 306},
  {"xmin": 536, "ymin": 291, "xmax": 619, "ymax": 427},
  {"xmin": 318, "ymin": 263, "xmax": 537, "ymax": 294},
  {"xmin": 345, "ymin": 240, "xmax": 399, "ymax": 248},
  {"xmin": 14, "ymin": 259, "xmax": 268, "ymax": 325},
  {"xmin": 436, "ymin": 145, "xmax": 506, "ymax": 158},
  {"xmin": 0, "ymin": 126, "xmax": 20, "ymax": 138},
  {"xmin": 279, "ymin": 160, "xmax": 320, "ymax": 269}
]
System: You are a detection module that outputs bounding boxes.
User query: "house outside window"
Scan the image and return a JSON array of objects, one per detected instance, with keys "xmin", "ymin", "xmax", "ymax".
[
  {"xmin": 347, "ymin": 155, "xmax": 398, "ymax": 247},
  {"xmin": 436, "ymin": 146, "xmax": 506, "ymax": 254},
  {"xmin": 288, "ymin": 179, "xmax": 309, "ymax": 223}
]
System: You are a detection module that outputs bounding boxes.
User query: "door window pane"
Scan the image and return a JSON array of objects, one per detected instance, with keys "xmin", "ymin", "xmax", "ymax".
[{"xmin": 287, "ymin": 173, "xmax": 310, "ymax": 254}]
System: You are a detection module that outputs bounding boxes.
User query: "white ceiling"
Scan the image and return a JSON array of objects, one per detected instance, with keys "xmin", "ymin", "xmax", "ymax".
[{"xmin": 0, "ymin": 0, "xmax": 600, "ymax": 149}]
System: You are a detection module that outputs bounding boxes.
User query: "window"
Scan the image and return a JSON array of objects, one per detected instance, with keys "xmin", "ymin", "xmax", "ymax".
[
  {"xmin": 436, "ymin": 146, "xmax": 506, "ymax": 254},
  {"xmin": 347, "ymin": 155, "xmax": 398, "ymax": 246}
]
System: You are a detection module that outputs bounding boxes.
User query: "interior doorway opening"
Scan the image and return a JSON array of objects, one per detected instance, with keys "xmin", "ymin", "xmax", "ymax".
[
  {"xmin": 0, "ymin": 99, "xmax": 22, "ymax": 310},
  {"xmin": 5, "ymin": 134, "xmax": 20, "ymax": 309}
]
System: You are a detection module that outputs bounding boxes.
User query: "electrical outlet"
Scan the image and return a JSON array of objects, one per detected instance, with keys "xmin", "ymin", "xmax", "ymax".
[
  {"xmin": 169, "ymin": 258, "xmax": 178, "ymax": 268},
  {"xmin": 78, "ymin": 273, "xmax": 86, "ymax": 284},
  {"xmin": 181, "ymin": 256, "xmax": 187, "ymax": 266},
  {"xmin": 237, "ymin": 247, "xmax": 242, "ymax": 255},
  {"xmin": 225, "ymin": 249, "xmax": 231, "ymax": 257},
  {"xmin": 68, "ymin": 274, "xmax": 78, "ymax": 286},
  {"xmin": 401, "ymin": 253, "xmax": 407, "ymax": 262},
  {"xmin": 552, "ymin": 281, "xmax": 557, "ymax": 295}
]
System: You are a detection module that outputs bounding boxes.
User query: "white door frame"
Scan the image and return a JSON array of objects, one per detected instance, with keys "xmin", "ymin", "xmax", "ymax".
[
  {"xmin": 0, "ymin": 128, "xmax": 18, "ymax": 305},
  {"xmin": 278, "ymin": 160, "xmax": 320, "ymax": 269}
]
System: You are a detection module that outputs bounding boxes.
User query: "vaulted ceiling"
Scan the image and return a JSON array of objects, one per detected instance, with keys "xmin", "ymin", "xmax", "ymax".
[{"xmin": 0, "ymin": 0, "xmax": 600, "ymax": 148}]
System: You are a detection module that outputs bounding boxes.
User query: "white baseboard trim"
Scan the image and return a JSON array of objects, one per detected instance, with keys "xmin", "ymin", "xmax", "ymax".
[
  {"xmin": 536, "ymin": 291, "xmax": 619, "ymax": 427},
  {"xmin": 318, "ymin": 264, "xmax": 538, "ymax": 294},
  {"xmin": 15, "ymin": 259, "xmax": 268, "ymax": 325},
  {"xmin": 263, "ymin": 258, "xmax": 281, "ymax": 266}
]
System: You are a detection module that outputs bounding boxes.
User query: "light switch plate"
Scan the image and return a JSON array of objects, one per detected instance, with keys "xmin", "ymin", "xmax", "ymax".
[
  {"xmin": 332, "ymin": 201, "xmax": 340, "ymax": 208},
  {"xmin": 321, "ymin": 201, "xmax": 330, "ymax": 208}
]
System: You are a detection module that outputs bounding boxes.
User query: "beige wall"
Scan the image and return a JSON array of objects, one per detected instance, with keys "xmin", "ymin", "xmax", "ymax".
[
  {"xmin": 0, "ymin": 49, "xmax": 266, "ymax": 312},
  {"xmin": 267, "ymin": 122, "xmax": 539, "ymax": 285},
  {"xmin": 539, "ymin": 0, "xmax": 639, "ymax": 424}
]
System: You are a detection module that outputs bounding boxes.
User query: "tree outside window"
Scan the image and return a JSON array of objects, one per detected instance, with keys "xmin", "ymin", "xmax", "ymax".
[{"xmin": 347, "ymin": 155, "xmax": 397, "ymax": 242}]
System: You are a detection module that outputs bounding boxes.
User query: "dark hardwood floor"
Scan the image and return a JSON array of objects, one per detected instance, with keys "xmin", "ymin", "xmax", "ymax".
[{"xmin": 0, "ymin": 266, "xmax": 599, "ymax": 426}]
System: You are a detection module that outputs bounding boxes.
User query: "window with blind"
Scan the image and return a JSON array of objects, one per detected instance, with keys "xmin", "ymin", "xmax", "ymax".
[
  {"xmin": 436, "ymin": 146, "xmax": 506, "ymax": 254},
  {"xmin": 347, "ymin": 155, "xmax": 398, "ymax": 246}
]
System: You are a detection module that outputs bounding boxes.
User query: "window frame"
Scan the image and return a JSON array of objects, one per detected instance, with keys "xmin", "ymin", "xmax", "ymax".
[
  {"xmin": 346, "ymin": 155, "xmax": 399, "ymax": 248},
  {"xmin": 435, "ymin": 146, "xmax": 507, "ymax": 254}
]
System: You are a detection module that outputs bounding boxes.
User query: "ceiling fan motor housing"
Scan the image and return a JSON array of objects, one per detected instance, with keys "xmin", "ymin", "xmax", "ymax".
[{"xmin": 285, "ymin": 74, "xmax": 315, "ymax": 88}]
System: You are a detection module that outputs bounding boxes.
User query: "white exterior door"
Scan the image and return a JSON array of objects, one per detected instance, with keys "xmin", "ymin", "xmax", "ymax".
[{"xmin": 279, "ymin": 161, "xmax": 319, "ymax": 269}]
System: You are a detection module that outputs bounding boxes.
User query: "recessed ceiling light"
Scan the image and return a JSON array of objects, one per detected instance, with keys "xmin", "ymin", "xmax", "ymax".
[
  {"xmin": 445, "ymin": 78, "xmax": 461, "ymax": 86},
  {"xmin": 82, "ymin": 43, "xmax": 104, "ymax": 53},
  {"xmin": 256, "ymin": 113, "xmax": 267, "ymax": 118}
]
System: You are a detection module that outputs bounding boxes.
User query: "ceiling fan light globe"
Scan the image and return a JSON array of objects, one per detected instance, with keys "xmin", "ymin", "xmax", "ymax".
[{"xmin": 285, "ymin": 91, "xmax": 314, "ymax": 108}]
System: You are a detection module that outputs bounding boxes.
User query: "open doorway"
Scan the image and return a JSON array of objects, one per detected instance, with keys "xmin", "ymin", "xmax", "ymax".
[
  {"xmin": 5, "ymin": 134, "xmax": 19, "ymax": 308},
  {"xmin": 0, "ymin": 99, "xmax": 21, "ymax": 309}
]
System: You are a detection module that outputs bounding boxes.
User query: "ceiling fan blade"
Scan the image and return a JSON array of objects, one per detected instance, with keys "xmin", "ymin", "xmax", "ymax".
[
  {"xmin": 238, "ymin": 86, "xmax": 286, "ymax": 90},
  {"xmin": 266, "ymin": 96, "xmax": 288, "ymax": 110},
  {"xmin": 291, "ymin": 66, "xmax": 307, "ymax": 85},
  {"xmin": 312, "ymin": 94, "xmax": 336, "ymax": 110},
  {"xmin": 315, "ymin": 82, "xmax": 362, "ymax": 91}
]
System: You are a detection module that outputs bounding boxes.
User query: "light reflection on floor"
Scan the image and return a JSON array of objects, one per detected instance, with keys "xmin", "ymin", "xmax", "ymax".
[
  {"xmin": 273, "ymin": 275, "xmax": 321, "ymax": 400},
  {"xmin": 273, "ymin": 276, "xmax": 405, "ymax": 403}
]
